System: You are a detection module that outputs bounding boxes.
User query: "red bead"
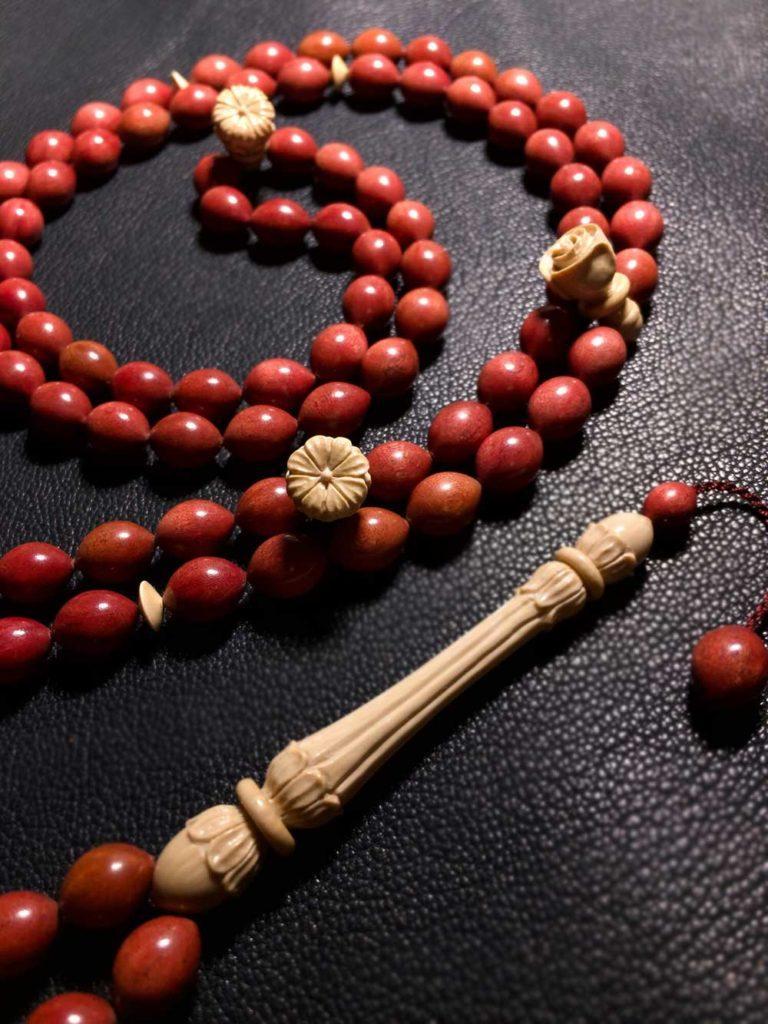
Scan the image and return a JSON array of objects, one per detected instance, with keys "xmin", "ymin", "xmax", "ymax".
[
  {"xmin": 173, "ymin": 367, "xmax": 241, "ymax": 424},
  {"xmin": 615, "ymin": 247, "xmax": 658, "ymax": 303},
  {"xmin": 0, "ymin": 324, "xmax": 9, "ymax": 351},
  {"xmin": 610, "ymin": 200, "xmax": 664, "ymax": 251},
  {"xmin": 361, "ymin": 336, "xmax": 419, "ymax": 397},
  {"xmin": 495, "ymin": 67, "xmax": 543, "ymax": 107},
  {"xmin": 368, "ymin": 441, "xmax": 432, "ymax": 502},
  {"xmin": 121, "ymin": 78, "xmax": 173, "ymax": 109},
  {"xmin": 0, "ymin": 542, "xmax": 73, "ymax": 604},
  {"xmin": 311, "ymin": 322, "xmax": 368, "ymax": 379},
  {"xmin": 192, "ymin": 152, "xmax": 243, "ymax": 194},
  {"xmin": 71, "ymin": 129, "xmax": 122, "ymax": 176},
  {"xmin": 0, "ymin": 238, "xmax": 34, "ymax": 281},
  {"xmin": 26, "ymin": 160, "xmax": 77, "ymax": 208},
  {"xmin": 692, "ymin": 626, "xmax": 768, "ymax": 707},
  {"xmin": 351, "ymin": 27, "xmax": 404, "ymax": 61},
  {"xmin": 557, "ymin": 205, "xmax": 610, "ymax": 236},
  {"xmin": 60, "ymin": 842, "xmax": 154, "ymax": 929},
  {"xmin": 53, "ymin": 590, "xmax": 138, "ymax": 658},
  {"xmin": 244, "ymin": 40, "xmax": 294, "ymax": 76},
  {"xmin": 568, "ymin": 326, "xmax": 627, "ymax": 388},
  {"xmin": 406, "ymin": 472, "xmax": 482, "ymax": 536},
  {"xmin": 112, "ymin": 916, "xmax": 201, "ymax": 1017},
  {"xmin": 475, "ymin": 426, "xmax": 544, "ymax": 494},
  {"xmin": 30, "ymin": 380, "xmax": 92, "ymax": 443},
  {"xmin": 88, "ymin": 400, "xmax": 150, "ymax": 458},
  {"xmin": 488, "ymin": 100, "xmax": 537, "ymax": 149},
  {"xmin": 247, "ymin": 533, "xmax": 327, "ymax": 598},
  {"xmin": 385, "ymin": 200, "xmax": 434, "ymax": 248},
  {"xmin": 400, "ymin": 239, "xmax": 452, "ymax": 289},
  {"xmin": 236, "ymin": 478, "xmax": 301, "ymax": 536},
  {"xmin": 574, "ymin": 120, "xmax": 625, "ymax": 168},
  {"xmin": 169, "ymin": 83, "xmax": 217, "ymax": 130},
  {"xmin": 156, "ymin": 500, "xmax": 235, "ymax": 559},
  {"xmin": 164, "ymin": 557, "xmax": 245, "ymax": 622},
  {"xmin": 405, "ymin": 35, "xmax": 452, "ymax": 68},
  {"xmin": 450, "ymin": 50, "xmax": 497, "ymax": 83},
  {"xmin": 399, "ymin": 61, "xmax": 451, "ymax": 107},
  {"xmin": 72, "ymin": 100, "xmax": 122, "ymax": 135},
  {"xmin": 477, "ymin": 350, "xmax": 539, "ymax": 414},
  {"xmin": 348, "ymin": 54, "xmax": 400, "ymax": 101},
  {"xmin": 76, "ymin": 521, "xmax": 154, "ymax": 585},
  {"xmin": 524, "ymin": 128, "xmax": 575, "ymax": 177},
  {"xmin": 226, "ymin": 66, "xmax": 277, "ymax": 95},
  {"xmin": 0, "ymin": 617, "xmax": 51, "ymax": 684},
  {"xmin": 355, "ymin": 165, "xmax": 405, "ymax": 220},
  {"xmin": 251, "ymin": 197, "xmax": 311, "ymax": 247},
  {"xmin": 243, "ymin": 357, "xmax": 315, "ymax": 411},
  {"xmin": 26, "ymin": 130, "xmax": 74, "ymax": 166},
  {"xmin": 199, "ymin": 185, "xmax": 252, "ymax": 235},
  {"xmin": 428, "ymin": 400, "xmax": 493, "ymax": 464},
  {"xmin": 0, "ymin": 277, "xmax": 45, "ymax": 326},
  {"xmin": 0, "ymin": 890, "xmax": 57, "ymax": 977},
  {"xmin": 298, "ymin": 381, "xmax": 371, "ymax": 435},
  {"xmin": 330, "ymin": 507, "xmax": 409, "ymax": 571},
  {"xmin": 550, "ymin": 162, "xmax": 601, "ymax": 209},
  {"xmin": 536, "ymin": 91, "xmax": 586, "ymax": 134},
  {"xmin": 528, "ymin": 375, "xmax": 592, "ymax": 440},
  {"xmin": 602, "ymin": 156, "xmax": 652, "ymax": 205},
  {"xmin": 191, "ymin": 53, "xmax": 241, "ymax": 89},
  {"xmin": 111, "ymin": 361, "xmax": 173, "ymax": 419},
  {"xmin": 119, "ymin": 102, "xmax": 170, "ymax": 150},
  {"xmin": 0, "ymin": 349, "xmax": 44, "ymax": 405},
  {"xmin": 297, "ymin": 30, "xmax": 350, "ymax": 65},
  {"xmin": 395, "ymin": 287, "xmax": 449, "ymax": 344},
  {"xmin": 445, "ymin": 75, "xmax": 496, "ymax": 122},
  {"xmin": 150, "ymin": 412, "xmax": 222, "ymax": 469},
  {"xmin": 0, "ymin": 198, "xmax": 44, "ymax": 247},
  {"xmin": 15, "ymin": 311, "xmax": 73, "ymax": 365},
  {"xmin": 0, "ymin": 161, "xmax": 30, "ymax": 200},
  {"xmin": 519, "ymin": 304, "xmax": 578, "ymax": 365},
  {"xmin": 223, "ymin": 405, "xmax": 297, "ymax": 462},
  {"xmin": 352, "ymin": 229, "xmax": 401, "ymax": 277},
  {"xmin": 27, "ymin": 993, "xmax": 116, "ymax": 1024},
  {"xmin": 312, "ymin": 202, "xmax": 370, "ymax": 253},
  {"xmin": 266, "ymin": 126, "xmax": 318, "ymax": 175},
  {"xmin": 342, "ymin": 274, "xmax": 396, "ymax": 330},
  {"xmin": 641, "ymin": 481, "xmax": 698, "ymax": 530},
  {"xmin": 314, "ymin": 142, "xmax": 365, "ymax": 191},
  {"xmin": 277, "ymin": 57, "xmax": 330, "ymax": 105},
  {"xmin": 59, "ymin": 340, "xmax": 117, "ymax": 396}
]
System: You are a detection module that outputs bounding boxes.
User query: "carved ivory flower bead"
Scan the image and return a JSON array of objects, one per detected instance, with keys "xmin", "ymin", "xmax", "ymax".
[
  {"xmin": 286, "ymin": 435, "xmax": 371, "ymax": 522},
  {"xmin": 539, "ymin": 223, "xmax": 616, "ymax": 302},
  {"xmin": 212, "ymin": 84, "xmax": 275, "ymax": 166}
]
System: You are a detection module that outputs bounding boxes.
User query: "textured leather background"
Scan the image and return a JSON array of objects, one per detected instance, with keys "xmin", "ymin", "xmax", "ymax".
[{"xmin": 1, "ymin": 1, "xmax": 767, "ymax": 1021}]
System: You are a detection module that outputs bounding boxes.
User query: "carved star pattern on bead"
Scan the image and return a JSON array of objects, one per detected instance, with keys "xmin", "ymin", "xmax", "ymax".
[
  {"xmin": 212, "ymin": 84, "xmax": 275, "ymax": 166},
  {"xmin": 286, "ymin": 435, "xmax": 371, "ymax": 522}
]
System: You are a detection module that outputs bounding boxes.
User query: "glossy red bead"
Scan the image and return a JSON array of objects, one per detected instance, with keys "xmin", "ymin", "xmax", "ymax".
[
  {"xmin": 71, "ymin": 100, "xmax": 122, "ymax": 135},
  {"xmin": 536, "ymin": 91, "xmax": 586, "ymax": 134},
  {"xmin": 0, "ymin": 198, "xmax": 44, "ymax": 247},
  {"xmin": 71, "ymin": 129, "xmax": 122, "ymax": 175},
  {"xmin": 59, "ymin": 341, "xmax": 117, "ymax": 396},
  {"xmin": 26, "ymin": 130, "xmax": 74, "ymax": 166},
  {"xmin": 173, "ymin": 367, "xmax": 241, "ymax": 424},
  {"xmin": 0, "ymin": 541, "xmax": 73, "ymax": 603},
  {"xmin": 475, "ymin": 427, "xmax": 544, "ymax": 495},
  {"xmin": 361, "ymin": 336, "xmax": 419, "ymax": 397},
  {"xmin": 0, "ymin": 349, "xmax": 44, "ymax": 405},
  {"xmin": 557, "ymin": 205, "xmax": 610, "ymax": 236},
  {"xmin": 312, "ymin": 202, "xmax": 370, "ymax": 253},
  {"xmin": 111, "ymin": 360, "xmax": 173, "ymax": 419},
  {"xmin": 351, "ymin": 27, "xmax": 404, "ymax": 61},
  {"xmin": 399, "ymin": 61, "xmax": 451, "ymax": 107},
  {"xmin": 26, "ymin": 160, "xmax": 77, "ymax": 208},
  {"xmin": 348, "ymin": 54, "xmax": 400, "ymax": 101},
  {"xmin": 27, "ymin": 992, "xmax": 116, "ymax": 1024},
  {"xmin": 519, "ymin": 304, "xmax": 578, "ymax": 365},
  {"xmin": 266, "ymin": 126, "xmax": 318, "ymax": 175},
  {"xmin": 395, "ymin": 287, "xmax": 449, "ymax": 344},
  {"xmin": 298, "ymin": 381, "xmax": 371, "ymax": 435},
  {"xmin": 692, "ymin": 626, "xmax": 768, "ymax": 707},
  {"xmin": 0, "ymin": 890, "xmax": 57, "ymax": 977},
  {"xmin": 30, "ymin": 380, "xmax": 92, "ymax": 442},
  {"xmin": 0, "ymin": 324, "xmax": 9, "ymax": 351},
  {"xmin": 602, "ymin": 156, "xmax": 652, "ymax": 205},
  {"xmin": 112, "ymin": 916, "xmax": 201, "ymax": 1017},
  {"xmin": 0, "ymin": 161, "xmax": 30, "ymax": 200},
  {"xmin": 59, "ymin": 842, "xmax": 154, "ymax": 930},
  {"xmin": 445, "ymin": 75, "xmax": 496, "ymax": 123},
  {"xmin": 86, "ymin": 392, "xmax": 150, "ymax": 456},
  {"xmin": 156, "ymin": 500, "xmax": 235, "ymax": 559},
  {"xmin": 251, "ymin": 197, "xmax": 311, "ymax": 247},
  {"xmin": 406, "ymin": 472, "xmax": 482, "ymax": 536},
  {"xmin": 342, "ymin": 274, "xmax": 396, "ymax": 329},
  {"xmin": 352, "ymin": 229, "xmax": 401, "ymax": 277},
  {"xmin": 355, "ymin": 165, "xmax": 405, "ymax": 221},
  {"xmin": 199, "ymin": 185, "xmax": 252, "ymax": 235},
  {"xmin": 405, "ymin": 35, "xmax": 452, "ymax": 68},
  {"xmin": 385, "ymin": 200, "xmax": 434, "ymax": 248},
  {"xmin": 524, "ymin": 128, "xmax": 574, "ymax": 177},
  {"xmin": 76, "ymin": 521, "xmax": 154, "ymax": 585},
  {"xmin": 450, "ymin": 50, "xmax": 497, "ymax": 83},
  {"xmin": 223, "ymin": 405, "xmax": 297, "ymax": 462},
  {"xmin": 121, "ymin": 77, "xmax": 173, "ymax": 109},
  {"xmin": 297, "ymin": 30, "xmax": 350, "ymax": 65},
  {"xmin": 226, "ymin": 66, "xmax": 277, "ymax": 95},
  {"xmin": 495, "ymin": 68, "xmax": 543, "ymax": 107},
  {"xmin": 243, "ymin": 358, "xmax": 315, "ymax": 411},
  {"xmin": 368, "ymin": 441, "xmax": 432, "ymax": 502},
  {"xmin": 192, "ymin": 153, "xmax": 242, "ymax": 195},
  {"xmin": 150, "ymin": 411, "xmax": 222, "ymax": 469},
  {"xmin": 574, "ymin": 120, "xmax": 625, "ymax": 168},
  {"xmin": 400, "ymin": 239, "xmax": 452, "ymax": 289},
  {"xmin": 277, "ymin": 57, "xmax": 330, "ymax": 105},
  {"xmin": 477, "ymin": 350, "xmax": 539, "ymax": 414},
  {"xmin": 488, "ymin": 100, "xmax": 537, "ymax": 149},
  {"xmin": 163, "ymin": 557, "xmax": 245, "ymax": 621},
  {"xmin": 528, "ymin": 375, "xmax": 592, "ymax": 440},
  {"xmin": 191, "ymin": 53, "xmax": 241, "ymax": 89},
  {"xmin": 236, "ymin": 478, "xmax": 301, "ymax": 536},
  {"xmin": 641, "ymin": 481, "xmax": 698, "ymax": 530},
  {"xmin": 15, "ymin": 311, "xmax": 72, "ymax": 365},
  {"xmin": 311, "ymin": 322, "xmax": 368, "ymax": 379},
  {"xmin": 169, "ymin": 83, "xmax": 217, "ymax": 131},
  {"xmin": 118, "ymin": 102, "xmax": 170, "ymax": 150},
  {"xmin": 610, "ymin": 200, "xmax": 664, "ymax": 251},
  {"xmin": 330, "ymin": 507, "xmax": 409, "ymax": 572},
  {"xmin": 0, "ymin": 617, "xmax": 51, "ymax": 684},
  {"xmin": 315, "ymin": 141, "xmax": 365, "ymax": 191},
  {"xmin": 428, "ymin": 400, "xmax": 493, "ymax": 464},
  {"xmin": 53, "ymin": 590, "xmax": 138, "ymax": 658},
  {"xmin": 244, "ymin": 40, "xmax": 294, "ymax": 76},
  {"xmin": 247, "ymin": 533, "xmax": 327, "ymax": 598},
  {"xmin": 550, "ymin": 162, "xmax": 601, "ymax": 209},
  {"xmin": 615, "ymin": 247, "xmax": 659, "ymax": 303},
  {"xmin": 0, "ymin": 238, "xmax": 33, "ymax": 280},
  {"xmin": 568, "ymin": 326, "xmax": 627, "ymax": 388},
  {"xmin": 0, "ymin": 277, "xmax": 45, "ymax": 326}
]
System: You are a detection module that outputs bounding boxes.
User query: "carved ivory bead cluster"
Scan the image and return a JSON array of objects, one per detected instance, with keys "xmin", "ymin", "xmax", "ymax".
[
  {"xmin": 152, "ymin": 510, "xmax": 654, "ymax": 913},
  {"xmin": 286, "ymin": 434, "xmax": 371, "ymax": 522},
  {"xmin": 212, "ymin": 84, "xmax": 276, "ymax": 166},
  {"xmin": 539, "ymin": 223, "xmax": 643, "ymax": 341}
]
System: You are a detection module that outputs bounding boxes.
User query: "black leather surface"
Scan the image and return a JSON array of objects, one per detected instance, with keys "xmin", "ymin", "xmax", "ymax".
[{"xmin": 1, "ymin": 1, "xmax": 767, "ymax": 1021}]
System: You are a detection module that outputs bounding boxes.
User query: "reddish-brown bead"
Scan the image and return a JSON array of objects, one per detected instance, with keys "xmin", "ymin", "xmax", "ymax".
[
  {"xmin": 0, "ymin": 238, "xmax": 33, "ymax": 281},
  {"xmin": 0, "ymin": 890, "xmax": 58, "ymax": 977},
  {"xmin": 199, "ymin": 185, "xmax": 252, "ymax": 235},
  {"xmin": 573, "ymin": 120, "xmax": 625, "ymax": 169},
  {"xmin": 351, "ymin": 27, "xmax": 404, "ymax": 61},
  {"xmin": 298, "ymin": 381, "xmax": 371, "ymax": 435},
  {"xmin": 475, "ymin": 426, "xmax": 544, "ymax": 495},
  {"xmin": 535, "ymin": 91, "xmax": 586, "ymax": 134},
  {"xmin": 395, "ymin": 287, "xmax": 449, "ymax": 344},
  {"xmin": 355, "ymin": 165, "xmax": 405, "ymax": 221},
  {"xmin": 428, "ymin": 400, "xmax": 493, "ymax": 464},
  {"xmin": 76, "ymin": 521, "xmax": 154, "ymax": 585},
  {"xmin": 121, "ymin": 77, "xmax": 173, "ymax": 109},
  {"xmin": 0, "ymin": 617, "xmax": 52, "ymax": 684},
  {"xmin": 602, "ymin": 156, "xmax": 652, "ymax": 205},
  {"xmin": 60, "ymin": 842, "xmax": 154, "ymax": 930},
  {"xmin": 223, "ymin": 405, "xmax": 297, "ymax": 462},
  {"xmin": 348, "ymin": 53, "xmax": 400, "ymax": 101},
  {"xmin": 156, "ymin": 500, "xmax": 235, "ymax": 560},
  {"xmin": 450, "ymin": 50, "xmax": 497, "ymax": 83},
  {"xmin": 72, "ymin": 100, "xmax": 123, "ymax": 135},
  {"xmin": 0, "ymin": 198, "xmax": 44, "ymax": 247},
  {"xmin": 173, "ymin": 367, "xmax": 241, "ymax": 424},
  {"xmin": 112, "ymin": 916, "xmax": 201, "ymax": 1017},
  {"xmin": 71, "ymin": 129, "xmax": 122, "ymax": 175},
  {"xmin": 150, "ymin": 411, "xmax": 222, "ymax": 469},
  {"xmin": 111, "ymin": 361, "xmax": 173, "ymax": 419},
  {"xmin": 488, "ymin": 100, "xmax": 538, "ymax": 149},
  {"xmin": 0, "ymin": 161, "xmax": 30, "ymax": 200},
  {"xmin": 445, "ymin": 75, "xmax": 496, "ymax": 122},
  {"xmin": 0, "ymin": 324, "xmax": 9, "ymax": 351},
  {"xmin": 567, "ymin": 326, "xmax": 627, "ymax": 389},
  {"xmin": 528, "ymin": 375, "xmax": 592, "ymax": 440},
  {"xmin": 0, "ymin": 541, "xmax": 73, "ymax": 604},
  {"xmin": 399, "ymin": 61, "xmax": 451, "ymax": 107},
  {"xmin": 0, "ymin": 349, "xmax": 45, "ymax": 405},
  {"xmin": 27, "ymin": 992, "xmax": 117, "ymax": 1024},
  {"xmin": 406, "ymin": 472, "xmax": 482, "ymax": 536},
  {"xmin": 368, "ymin": 441, "xmax": 432, "ymax": 502},
  {"xmin": 53, "ymin": 590, "xmax": 138, "ymax": 658},
  {"xmin": 524, "ymin": 128, "xmax": 574, "ymax": 177},
  {"xmin": 59, "ymin": 340, "xmax": 118, "ymax": 396},
  {"xmin": 243, "ymin": 358, "xmax": 315, "ymax": 411},
  {"xmin": 477, "ymin": 350, "xmax": 539, "ymax": 414},
  {"xmin": 236, "ymin": 478, "xmax": 302, "ymax": 537},
  {"xmin": 26, "ymin": 160, "xmax": 77, "ymax": 208},
  {"xmin": 297, "ymin": 30, "xmax": 350, "ymax": 65},
  {"xmin": 0, "ymin": 276, "xmax": 45, "ymax": 326},
  {"xmin": 342, "ymin": 274, "xmax": 396, "ymax": 330},
  {"xmin": 312, "ymin": 202, "xmax": 371, "ymax": 253},
  {"xmin": 400, "ymin": 239, "xmax": 452, "ymax": 290},
  {"xmin": 163, "ymin": 557, "xmax": 246, "ymax": 622},
  {"xmin": 556, "ymin": 205, "xmax": 610, "ymax": 236},
  {"xmin": 251, "ymin": 197, "xmax": 311, "ymax": 248},
  {"xmin": 385, "ymin": 200, "xmax": 434, "ymax": 248},
  {"xmin": 615, "ymin": 247, "xmax": 659, "ymax": 303},
  {"xmin": 169, "ymin": 83, "xmax": 218, "ymax": 130},
  {"xmin": 192, "ymin": 152, "xmax": 243, "ymax": 194},
  {"xmin": 519, "ymin": 304, "xmax": 578, "ymax": 365},
  {"xmin": 692, "ymin": 626, "xmax": 768, "ymax": 707},
  {"xmin": 26, "ymin": 130, "xmax": 74, "ymax": 166},
  {"xmin": 610, "ymin": 200, "xmax": 664, "ymax": 251},
  {"xmin": 405, "ymin": 35, "xmax": 452, "ymax": 68},
  {"xmin": 550, "ymin": 162, "xmax": 602, "ymax": 209},
  {"xmin": 361, "ymin": 336, "xmax": 419, "ymax": 397},
  {"xmin": 30, "ymin": 380, "xmax": 92, "ymax": 443},
  {"xmin": 495, "ymin": 67, "xmax": 543, "ymax": 107},
  {"xmin": 330, "ymin": 507, "xmax": 409, "ymax": 572},
  {"xmin": 244, "ymin": 40, "xmax": 294, "ymax": 76},
  {"xmin": 191, "ymin": 53, "xmax": 241, "ymax": 89},
  {"xmin": 352, "ymin": 229, "xmax": 401, "ymax": 277},
  {"xmin": 277, "ymin": 57, "xmax": 330, "ymax": 105},
  {"xmin": 311, "ymin": 322, "xmax": 368, "ymax": 380},
  {"xmin": 118, "ymin": 102, "xmax": 170, "ymax": 150},
  {"xmin": 15, "ymin": 311, "xmax": 73, "ymax": 365},
  {"xmin": 247, "ymin": 533, "xmax": 327, "ymax": 598},
  {"xmin": 266, "ymin": 126, "xmax": 318, "ymax": 175},
  {"xmin": 641, "ymin": 481, "xmax": 698, "ymax": 530},
  {"xmin": 86, "ymin": 401, "xmax": 150, "ymax": 457},
  {"xmin": 226, "ymin": 66, "xmax": 277, "ymax": 95},
  {"xmin": 315, "ymin": 141, "xmax": 365, "ymax": 191}
]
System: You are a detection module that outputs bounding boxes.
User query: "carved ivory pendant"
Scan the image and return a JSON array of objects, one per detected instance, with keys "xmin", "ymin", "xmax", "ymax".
[{"xmin": 152, "ymin": 511, "xmax": 653, "ymax": 913}]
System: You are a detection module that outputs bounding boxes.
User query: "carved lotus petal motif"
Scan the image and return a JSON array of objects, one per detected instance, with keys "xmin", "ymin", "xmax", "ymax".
[
  {"xmin": 213, "ymin": 84, "xmax": 276, "ymax": 166},
  {"xmin": 187, "ymin": 803, "xmax": 262, "ymax": 895},
  {"xmin": 286, "ymin": 435, "xmax": 371, "ymax": 522},
  {"xmin": 266, "ymin": 741, "xmax": 342, "ymax": 828}
]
